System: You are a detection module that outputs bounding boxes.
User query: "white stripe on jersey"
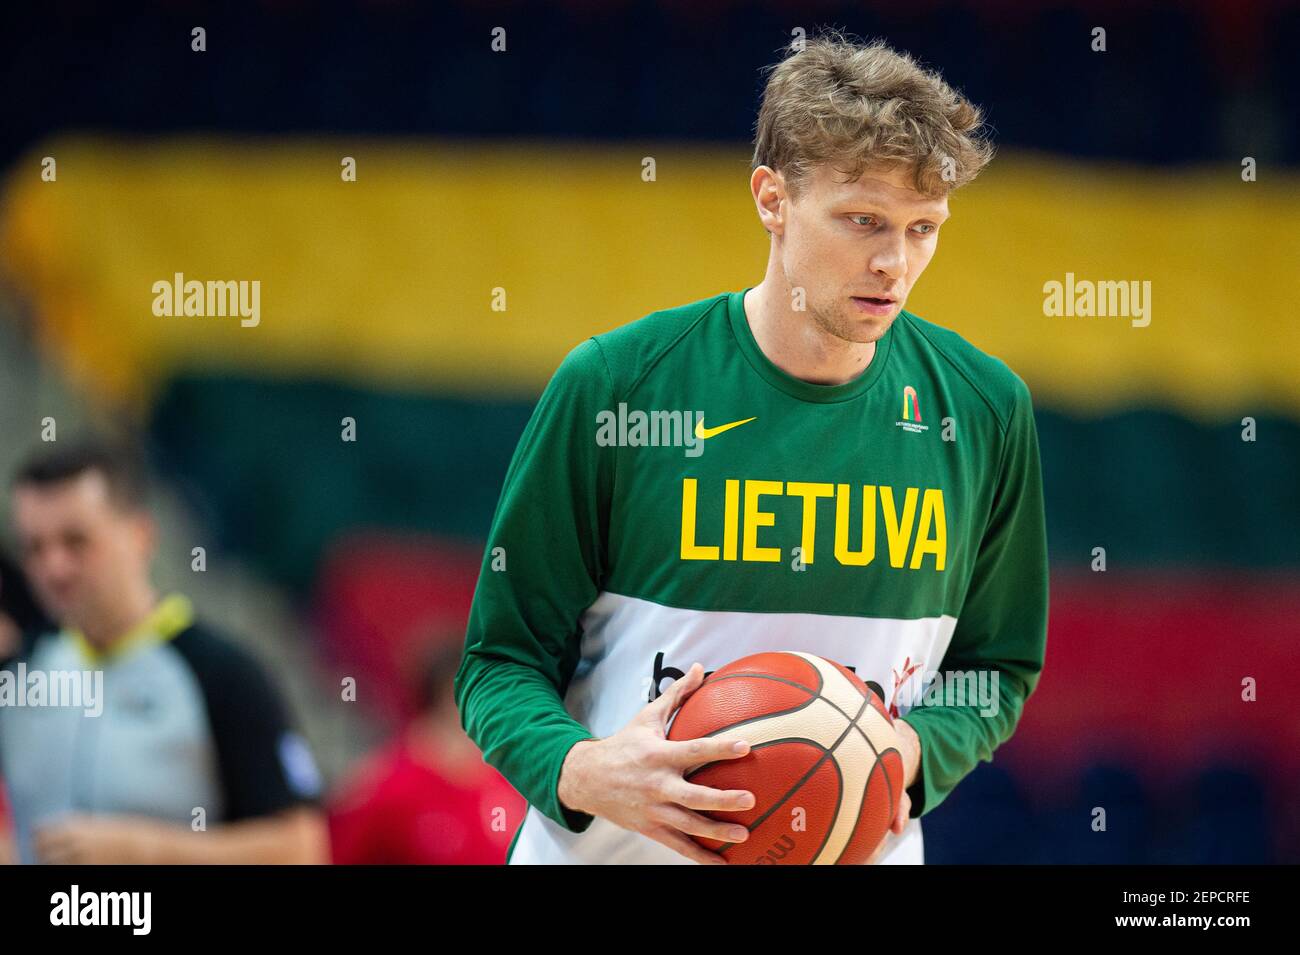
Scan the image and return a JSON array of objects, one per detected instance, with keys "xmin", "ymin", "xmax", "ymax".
[{"xmin": 510, "ymin": 591, "xmax": 958, "ymax": 865}]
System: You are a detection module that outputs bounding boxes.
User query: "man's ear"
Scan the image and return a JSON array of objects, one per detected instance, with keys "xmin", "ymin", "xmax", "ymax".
[{"xmin": 750, "ymin": 165, "xmax": 786, "ymax": 236}]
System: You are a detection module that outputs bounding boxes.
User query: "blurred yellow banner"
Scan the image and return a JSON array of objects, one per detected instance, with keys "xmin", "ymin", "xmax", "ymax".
[{"xmin": 3, "ymin": 137, "xmax": 1297, "ymax": 419}]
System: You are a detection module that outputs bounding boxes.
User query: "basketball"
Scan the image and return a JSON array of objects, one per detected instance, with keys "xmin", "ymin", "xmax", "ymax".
[{"xmin": 666, "ymin": 650, "xmax": 904, "ymax": 865}]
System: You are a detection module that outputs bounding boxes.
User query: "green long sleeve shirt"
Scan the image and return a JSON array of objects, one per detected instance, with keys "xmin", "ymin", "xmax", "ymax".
[{"xmin": 454, "ymin": 288, "xmax": 1049, "ymax": 864}]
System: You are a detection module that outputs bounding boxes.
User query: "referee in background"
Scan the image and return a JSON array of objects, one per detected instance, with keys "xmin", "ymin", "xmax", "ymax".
[{"xmin": 0, "ymin": 440, "xmax": 328, "ymax": 863}]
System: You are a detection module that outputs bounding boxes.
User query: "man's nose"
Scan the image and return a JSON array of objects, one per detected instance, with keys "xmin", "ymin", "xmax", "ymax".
[
  {"xmin": 868, "ymin": 232, "xmax": 908, "ymax": 282},
  {"xmin": 33, "ymin": 547, "xmax": 75, "ymax": 585}
]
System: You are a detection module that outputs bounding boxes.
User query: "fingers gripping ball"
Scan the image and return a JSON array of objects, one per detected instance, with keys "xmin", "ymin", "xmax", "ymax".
[{"xmin": 667, "ymin": 651, "xmax": 904, "ymax": 865}]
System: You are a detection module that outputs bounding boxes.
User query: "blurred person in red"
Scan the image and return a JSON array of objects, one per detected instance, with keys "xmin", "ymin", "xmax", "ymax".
[{"xmin": 328, "ymin": 638, "xmax": 526, "ymax": 864}]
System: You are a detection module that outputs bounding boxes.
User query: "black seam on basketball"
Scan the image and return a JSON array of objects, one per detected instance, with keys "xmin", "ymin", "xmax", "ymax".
[
  {"xmin": 704, "ymin": 671, "xmax": 818, "ymax": 695},
  {"xmin": 687, "ymin": 661, "xmax": 898, "ymax": 864},
  {"xmin": 809, "ymin": 670, "xmax": 893, "ymax": 765},
  {"xmin": 813, "ymin": 694, "xmax": 901, "ymax": 862},
  {"xmin": 780, "ymin": 694, "xmax": 870, "ymax": 863},
  {"xmin": 695, "ymin": 663, "xmax": 876, "ymax": 749},
  {"xmin": 693, "ymin": 692, "xmax": 887, "ymax": 781},
  {"xmin": 877, "ymin": 745, "xmax": 900, "ymax": 831},
  {"xmin": 713, "ymin": 696, "xmax": 871, "ymax": 862},
  {"xmin": 820, "ymin": 696, "xmax": 873, "ymax": 863},
  {"xmin": 694, "ymin": 662, "xmax": 869, "ymax": 741},
  {"xmin": 719, "ymin": 755, "xmax": 842, "ymax": 863},
  {"xmin": 698, "ymin": 738, "xmax": 830, "ymax": 855},
  {"xmin": 785, "ymin": 651, "xmax": 825, "ymax": 695},
  {"xmin": 685, "ymin": 737, "xmax": 827, "ymax": 782},
  {"xmin": 705, "ymin": 652, "xmax": 823, "ymax": 695},
  {"xmin": 814, "ymin": 678, "xmax": 882, "ymax": 737},
  {"xmin": 846, "ymin": 744, "xmax": 900, "ymax": 864},
  {"xmin": 830, "ymin": 698, "xmax": 898, "ymax": 859},
  {"xmin": 810, "ymin": 758, "xmax": 843, "ymax": 865},
  {"xmin": 848, "ymin": 753, "xmax": 872, "ymax": 862},
  {"xmin": 693, "ymin": 683, "xmax": 823, "ymax": 739},
  {"xmin": 689, "ymin": 695, "xmax": 868, "ymax": 805},
  {"xmin": 692, "ymin": 672, "xmax": 820, "ymax": 733},
  {"xmin": 736, "ymin": 657, "xmax": 889, "ymax": 760},
  {"xmin": 742, "ymin": 712, "xmax": 856, "ymax": 863},
  {"xmin": 799, "ymin": 671, "xmax": 889, "ymax": 772}
]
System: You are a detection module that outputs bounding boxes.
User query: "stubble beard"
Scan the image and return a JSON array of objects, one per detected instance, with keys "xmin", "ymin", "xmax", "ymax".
[{"xmin": 808, "ymin": 295, "xmax": 888, "ymax": 345}]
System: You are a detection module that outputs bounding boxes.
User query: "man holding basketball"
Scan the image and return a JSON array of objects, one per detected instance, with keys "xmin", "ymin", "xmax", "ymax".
[{"xmin": 456, "ymin": 34, "xmax": 1048, "ymax": 864}]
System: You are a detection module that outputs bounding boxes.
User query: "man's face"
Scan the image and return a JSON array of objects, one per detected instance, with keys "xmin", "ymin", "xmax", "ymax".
[
  {"xmin": 11, "ymin": 472, "xmax": 153, "ymax": 628},
  {"xmin": 773, "ymin": 162, "xmax": 949, "ymax": 343}
]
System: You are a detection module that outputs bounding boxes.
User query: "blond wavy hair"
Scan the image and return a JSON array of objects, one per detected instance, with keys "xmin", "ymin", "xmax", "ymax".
[{"xmin": 753, "ymin": 33, "xmax": 994, "ymax": 199}]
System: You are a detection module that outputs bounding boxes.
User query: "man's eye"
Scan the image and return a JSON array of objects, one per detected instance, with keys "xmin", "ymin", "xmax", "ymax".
[
  {"xmin": 850, "ymin": 215, "xmax": 875, "ymax": 227},
  {"xmin": 912, "ymin": 223, "xmax": 937, "ymax": 235}
]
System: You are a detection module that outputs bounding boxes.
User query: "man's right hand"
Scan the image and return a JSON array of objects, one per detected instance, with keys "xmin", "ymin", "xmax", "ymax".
[{"xmin": 556, "ymin": 662, "xmax": 755, "ymax": 864}]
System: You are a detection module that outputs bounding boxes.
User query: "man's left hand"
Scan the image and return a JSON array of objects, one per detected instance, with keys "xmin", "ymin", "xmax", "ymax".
[{"xmin": 867, "ymin": 717, "xmax": 921, "ymax": 864}]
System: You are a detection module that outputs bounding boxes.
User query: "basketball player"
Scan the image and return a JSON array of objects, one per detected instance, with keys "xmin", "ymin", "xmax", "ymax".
[{"xmin": 456, "ymin": 33, "xmax": 1049, "ymax": 864}]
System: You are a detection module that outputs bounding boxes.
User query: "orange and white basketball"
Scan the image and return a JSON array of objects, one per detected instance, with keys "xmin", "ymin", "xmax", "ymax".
[{"xmin": 666, "ymin": 650, "xmax": 903, "ymax": 865}]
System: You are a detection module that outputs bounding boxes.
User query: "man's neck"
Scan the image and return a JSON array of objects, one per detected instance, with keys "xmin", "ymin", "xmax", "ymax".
[
  {"xmin": 78, "ymin": 584, "xmax": 160, "ymax": 653},
  {"xmin": 744, "ymin": 276, "xmax": 877, "ymax": 386}
]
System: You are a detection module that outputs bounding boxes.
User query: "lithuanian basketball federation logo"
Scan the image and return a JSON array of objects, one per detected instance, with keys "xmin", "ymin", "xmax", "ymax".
[{"xmin": 896, "ymin": 385, "xmax": 928, "ymax": 433}]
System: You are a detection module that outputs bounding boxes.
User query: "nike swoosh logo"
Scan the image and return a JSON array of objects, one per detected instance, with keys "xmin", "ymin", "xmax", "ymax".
[{"xmin": 694, "ymin": 416, "xmax": 757, "ymax": 440}]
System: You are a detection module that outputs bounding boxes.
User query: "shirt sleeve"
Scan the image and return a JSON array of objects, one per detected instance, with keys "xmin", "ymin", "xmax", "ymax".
[
  {"xmin": 171, "ymin": 627, "xmax": 324, "ymax": 821},
  {"xmin": 900, "ymin": 377, "xmax": 1049, "ymax": 817},
  {"xmin": 454, "ymin": 337, "xmax": 615, "ymax": 834}
]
